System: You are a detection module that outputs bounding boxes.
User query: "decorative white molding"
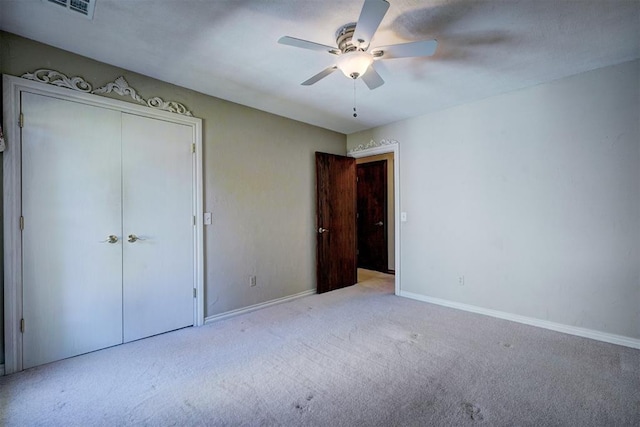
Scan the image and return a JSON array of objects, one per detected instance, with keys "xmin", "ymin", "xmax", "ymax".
[
  {"xmin": 146, "ymin": 97, "xmax": 193, "ymax": 116},
  {"xmin": 400, "ymin": 291, "xmax": 640, "ymax": 350},
  {"xmin": 92, "ymin": 76, "xmax": 145, "ymax": 104},
  {"xmin": 21, "ymin": 69, "xmax": 93, "ymax": 92},
  {"xmin": 348, "ymin": 138, "xmax": 398, "ymax": 154},
  {"xmin": 21, "ymin": 69, "xmax": 193, "ymax": 116},
  {"xmin": 205, "ymin": 290, "xmax": 316, "ymax": 324}
]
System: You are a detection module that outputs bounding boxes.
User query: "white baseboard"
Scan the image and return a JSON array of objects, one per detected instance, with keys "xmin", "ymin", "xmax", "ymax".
[
  {"xmin": 205, "ymin": 289, "xmax": 316, "ymax": 324},
  {"xmin": 400, "ymin": 291, "xmax": 640, "ymax": 350}
]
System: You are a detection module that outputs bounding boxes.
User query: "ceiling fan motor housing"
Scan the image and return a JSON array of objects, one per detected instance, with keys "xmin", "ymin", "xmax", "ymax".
[{"xmin": 336, "ymin": 23, "xmax": 362, "ymax": 53}]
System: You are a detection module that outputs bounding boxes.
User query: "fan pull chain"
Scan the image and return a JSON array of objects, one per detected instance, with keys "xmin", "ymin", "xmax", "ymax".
[{"xmin": 353, "ymin": 79, "xmax": 358, "ymax": 118}]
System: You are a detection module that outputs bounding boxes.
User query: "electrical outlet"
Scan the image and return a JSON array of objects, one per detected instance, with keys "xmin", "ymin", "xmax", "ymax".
[
  {"xmin": 458, "ymin": 276, "xmax": 465, "ymax": 286},
  {"xmin": 249, "ymin": 275, "xmax": 257, "ymax": 287}
]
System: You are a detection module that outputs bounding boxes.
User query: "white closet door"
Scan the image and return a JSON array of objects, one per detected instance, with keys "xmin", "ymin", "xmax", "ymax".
[
  {"xmin": 21, "ymin": 92, "xmax": 123, "ymax": 369},
  {"xmin": 122, "ymin": 113, "xmax": 195, "ymax": 342}
]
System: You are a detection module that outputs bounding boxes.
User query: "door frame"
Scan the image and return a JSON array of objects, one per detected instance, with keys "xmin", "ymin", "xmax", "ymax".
[
  {"xmin": 348, "ymin": 140, "xmax": 400, "ymax": 296},
  {"xmin": 2, "ymin": 75, "xmax": 205, "ymax": 374}
]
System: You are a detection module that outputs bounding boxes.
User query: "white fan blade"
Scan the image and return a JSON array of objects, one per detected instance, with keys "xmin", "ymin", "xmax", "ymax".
[
  {"xmin": 278, "ymin": 36, "xmax": 340, "ymax": 55},
  {"xmin": 372, "ymin": 39, "xmax": 438, "ymax": 59},
  {"xmin": 302, "ymin": 66, "xmax": 338, "ymax": 86},
  {"xmin": 352, "ymin": 0, "xmax": 390, "ymax": 48},
  {"xmin": 361, "ymin": 65, "xmax": 384, "ymax": 90}
]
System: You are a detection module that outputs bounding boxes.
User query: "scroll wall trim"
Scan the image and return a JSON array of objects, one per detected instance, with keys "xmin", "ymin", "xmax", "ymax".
[
  {"xmin": 348, "ymin": 138, "xmax": 398, "ymax": 154},
  {"xmin": 21, "ymin": 69, "xmax": 193, "ymax": 117}
]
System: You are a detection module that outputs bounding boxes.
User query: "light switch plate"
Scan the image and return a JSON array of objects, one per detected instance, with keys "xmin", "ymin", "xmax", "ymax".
[
  {"xmin": 401, "ymin": 212, "xmax": 407, "ymax": 222},
  {"xmin": 204, "ymin": 212, "xmax": 212, "ymax": 225}
]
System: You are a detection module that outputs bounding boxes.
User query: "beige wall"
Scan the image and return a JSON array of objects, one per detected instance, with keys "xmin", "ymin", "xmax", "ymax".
[
  {"xmin": 348, "ymin": 60, "xmax": 640, "ymax": 340},
  {"xmin": 0, "ymin": 32, "xmax": 347, "ymax": 364},
  {"xmin": 356, "ymin": 153, "xmax": 395, "ymax": 271}
]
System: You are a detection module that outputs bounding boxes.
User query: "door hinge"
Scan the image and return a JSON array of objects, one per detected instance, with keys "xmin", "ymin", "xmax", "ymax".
[
  {"xmin": 19, "ymin": 113, "xmax": 24, "ymax": 128},
  {"xmin": 191, "ymin": 143, "xmax": 196, "ymax": 153},
  {"xmin": 193, "ymin": 215, "xmax": 196, "ymax": 226},
  {"xmin": 20, "ymin": 318, "xmax": 25, "ymax": 333},
  {"xmin": 193, "ymin": 288, "xmax": 197, "ymax": 298},
  {"xmin": 19, "ymin": 216, "xmax": 24, "ymax": 230}
]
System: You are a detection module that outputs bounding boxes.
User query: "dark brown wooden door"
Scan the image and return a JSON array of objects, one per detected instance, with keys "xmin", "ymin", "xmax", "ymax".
[
  {"xmin": 316, "ymin": 152, "xmax": 357, "ymax": 294},
  {"xmin": 357, "ymin": 160, "xmax": 388, "ymax": 272}
]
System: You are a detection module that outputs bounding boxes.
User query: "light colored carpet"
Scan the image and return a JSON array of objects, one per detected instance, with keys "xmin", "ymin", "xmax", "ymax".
[{"xmin": 1, "ymin": 269, "xmax": 639, "ymax": 426}]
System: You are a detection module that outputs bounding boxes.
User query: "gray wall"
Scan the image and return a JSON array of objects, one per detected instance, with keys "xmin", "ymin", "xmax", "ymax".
[
  {"xmin": 0, "ymin": 32, "xmax": 347, "ymax": 365},
  {"xmin": 349, "ymin": 60, "xmax": 640, "ymax": 340}
]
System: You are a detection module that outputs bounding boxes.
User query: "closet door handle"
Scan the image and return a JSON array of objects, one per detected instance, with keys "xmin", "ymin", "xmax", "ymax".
[
  {"xmin": 128, "ymin": 234, "xmax": 145, "ymax": 243},
  {"xmin": 102, "ymin": 235, "xmax": 119, "ymax": 244}
]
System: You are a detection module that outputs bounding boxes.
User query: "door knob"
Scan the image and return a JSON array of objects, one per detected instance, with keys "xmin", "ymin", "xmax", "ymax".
[
  {"xmin": 102, "ymin": 235, "xmax": 118, "ymax": 244},
  {"xmin": 318, "ymin": 227, "xmax": 329, "ymax": 234},
  {"xmin": 128, "ymin": 234, "xmax": 145, "ymax": 243},
  {"xmin": 375, "ymin": 221, "xmax": 384, "ymax": 226}
]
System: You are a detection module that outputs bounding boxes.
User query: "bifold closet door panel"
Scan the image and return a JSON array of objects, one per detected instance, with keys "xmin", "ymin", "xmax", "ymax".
[
  {"xmin": 122, "ymin": 113, "xmax": 195, "ymax": 342},
  {"xmin": 21, "ymin": 92, "xmax": 124, "ymax": 369}
]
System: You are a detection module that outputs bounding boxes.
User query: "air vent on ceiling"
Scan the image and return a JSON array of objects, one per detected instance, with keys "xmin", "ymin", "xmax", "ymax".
[{"xmin": 44, "ymin": 0, "xmax": 96, "ymax": 19}]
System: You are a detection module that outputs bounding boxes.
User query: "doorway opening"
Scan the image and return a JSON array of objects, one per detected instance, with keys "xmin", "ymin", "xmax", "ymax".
[
  {"xmin": 315, "ymin": 142, "xmax": 399, "ymax": 296},
  {"xmin": 348, "ymin": 141, "xmax": 399, "ymax": 295}
]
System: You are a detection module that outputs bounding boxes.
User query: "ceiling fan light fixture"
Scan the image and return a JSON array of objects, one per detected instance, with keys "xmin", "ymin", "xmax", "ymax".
[
  {"xmin": 279, "ymin": 0, "xmax": 437, "ymax": 90},
  {"xmin": 336, "ymin": 51, "xmax": 373, "ymax": 79}
]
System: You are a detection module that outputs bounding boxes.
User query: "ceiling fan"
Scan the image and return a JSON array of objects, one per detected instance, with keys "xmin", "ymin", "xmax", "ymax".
[{"xmin": 278, "ymin": 0, "xmax": 438, "ymax": 90}]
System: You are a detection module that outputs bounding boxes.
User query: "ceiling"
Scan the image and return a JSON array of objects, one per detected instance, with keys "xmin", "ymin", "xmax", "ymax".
[{"xmin": 1, "ymin": 0, "xmax": 639, "ymax": 134}]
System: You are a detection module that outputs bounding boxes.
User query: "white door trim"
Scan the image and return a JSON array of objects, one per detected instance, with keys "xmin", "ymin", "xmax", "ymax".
[
  {"xmin": 2, "ymin": 75, "xmax": 205, "ymax": 374},
  {"xmin": 348, "ymin": 140, "xmax": 400, "ymax": 296}
]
